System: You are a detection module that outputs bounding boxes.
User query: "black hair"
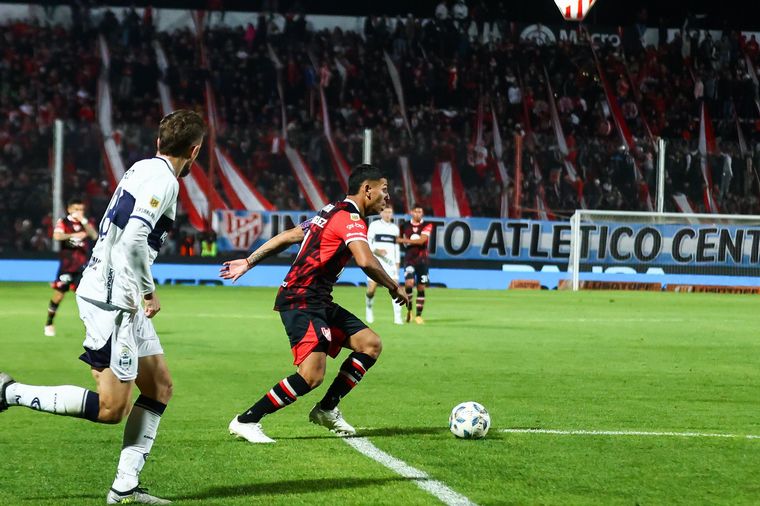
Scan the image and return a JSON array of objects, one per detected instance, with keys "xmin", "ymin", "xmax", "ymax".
[
  {"xmin": 67, "ymin": 196, "xmax": 84, "ymax": 207},
  {"xmin": 348, "ymin": 164, "xmax": 386, "ymax": 194}
]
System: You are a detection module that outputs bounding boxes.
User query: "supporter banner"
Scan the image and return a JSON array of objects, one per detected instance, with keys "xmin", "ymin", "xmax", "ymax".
[{"xmin": 213, "ymin": 211, "xmax": 760, "ymax": 271}]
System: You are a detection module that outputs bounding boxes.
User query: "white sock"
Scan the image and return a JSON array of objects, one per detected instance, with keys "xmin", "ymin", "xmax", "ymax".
[
  {"xmin": 112, "ymin": 396, "xmax": 165, "ymax": 492},
  {"xmin": 392, "ymin": 301, "xmax": 402, "ymax": 320},
  {"xmin": 365, "ymin": 295, "xmax": 374, "ymax": 309},
  {"xmin": 6, "ymin": 383, "xmax": 90, "ymax": 416}
]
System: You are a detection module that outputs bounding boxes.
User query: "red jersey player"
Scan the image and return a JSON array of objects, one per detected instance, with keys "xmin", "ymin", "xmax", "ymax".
[
  {"xmin": 45, "ymin": 197, "xmax": 98, "ymax": 336},
  {"xmin": 398, "ymin": 204, "xmax": 433, "ymax": 324},
  {"xmin": 220, "ymin": 164, "xmax": 408, "ymax": 443}
]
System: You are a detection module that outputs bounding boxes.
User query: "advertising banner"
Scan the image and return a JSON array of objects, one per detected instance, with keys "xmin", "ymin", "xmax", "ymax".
[{"xmin": 213, "ymin": 211, "xmax": 760, "ymax": 274}]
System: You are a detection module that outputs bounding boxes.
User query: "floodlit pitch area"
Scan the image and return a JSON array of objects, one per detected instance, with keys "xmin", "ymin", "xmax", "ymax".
[{"xmin": 1, "ymin": 282, "xmax": 759, "ymax": 505}]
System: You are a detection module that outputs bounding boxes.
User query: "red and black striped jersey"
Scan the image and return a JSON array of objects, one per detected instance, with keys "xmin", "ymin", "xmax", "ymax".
[
  {"xmin": 274, "ymin": 200, "xmax": 368, "ymax": 311},
  {"xmin": 400, "ymin": 220, "xmax": 433, "ymax": 265},
  {"xmin": 54, "ymin": 215, "xmax": 91, "ymax": 272}
]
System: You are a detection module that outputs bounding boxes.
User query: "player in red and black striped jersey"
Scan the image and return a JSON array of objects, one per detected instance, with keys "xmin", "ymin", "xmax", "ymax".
[
  {"xmin": 220, "ymin": 164, "xmax": 409, "ymax": 443},
  {"xmin": 398, "ymin": 204, "xmax": 433, "ymax": 324},
  {"xmin": 44, "ymin": 197, "xmax": 98, "ymax": 337}
]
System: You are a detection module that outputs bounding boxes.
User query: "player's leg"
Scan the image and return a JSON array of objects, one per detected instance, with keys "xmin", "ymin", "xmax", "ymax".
[
  {"xmin": 365, "ymin": 278, "xmax": 377, "ymax": 323},
  {"xmin": 403, "ymin": 265, "xmax": 415, "ymax": 323},
  {"xmin": 390, "ymin": 267, "xmax": 403, "ymax": 324},
  {"xmin": 45, "ymin": 285, "xmax": 66, "ymax": 336},
  {"xmin": 230, "ymin": 310, "xmax": 325, "ymax": 443},
  {"xmin": 108, "ymin": 353, "xmax": 173, "ymax": 504},
  {"xmin": 0, "ymin": 367, "xmax": 127, "ymax": 422},
  {"xmin": 414, "ymin": 265, "xmax": 429, "ymax": 324},
  {"xmin": 311, "ymin": 306, "xmax": 379, "ymax": 435}
]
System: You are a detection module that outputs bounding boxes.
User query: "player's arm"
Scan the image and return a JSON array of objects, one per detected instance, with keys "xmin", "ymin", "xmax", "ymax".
[
  {"xmin": 80, "ymin": 218, "xmax": 99, "ymax": 240},
  {"xmin": 349, "ymin": 240, "xmax": 408, "ymax": 306},
  {"xmin": 220, "ymin": 225, "xmax": 305, "ymax": 283},
  {"xmin": 398, "ymin": 234, "xmax": 428, "ymax": 246},
  {"xmin": 121, "ymin": 218, "xmax": 159, "ymax": 316},
  {"xmin": 52, "ymin": 221, "xmax": 87, "ymax": 242}
]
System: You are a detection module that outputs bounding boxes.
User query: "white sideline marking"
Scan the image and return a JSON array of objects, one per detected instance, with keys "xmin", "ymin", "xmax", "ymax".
[
  {"xmin": 344, "ymin": 437, "xmax": 478, "ymax": 506},
  {"xmin": 501, "ymin": 428, "xmax": 760, "ymax": 440}
]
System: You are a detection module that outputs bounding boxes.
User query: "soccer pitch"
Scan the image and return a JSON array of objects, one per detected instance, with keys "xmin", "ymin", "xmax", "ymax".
[{"xmin": 1, "ymin": 282, "xmax": 759, "ymax": 505}]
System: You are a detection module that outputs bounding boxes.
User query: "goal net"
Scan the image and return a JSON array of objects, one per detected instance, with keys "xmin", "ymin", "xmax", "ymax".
[{"xmin": 566, "ymin": 210, "xmax": 760, "ymax": 291}]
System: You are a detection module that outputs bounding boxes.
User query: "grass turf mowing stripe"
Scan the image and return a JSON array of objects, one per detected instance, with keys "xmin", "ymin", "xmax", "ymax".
[
  {"xmin": 343, "ymin": 437, "xmax": 477, "ymax": 506},
  {"xmin": 502, "ymin": 428, "xmax": 760, "ymax": 439}
]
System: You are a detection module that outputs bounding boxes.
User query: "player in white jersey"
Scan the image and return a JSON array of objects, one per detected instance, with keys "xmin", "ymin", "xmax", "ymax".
[
  {"xmin": 0, "ymin": 110, "xmax": 206, "ymax": 505},
  {"xmin": 365, "ymin": 204, "xmax": 403, "ymax": 324}
]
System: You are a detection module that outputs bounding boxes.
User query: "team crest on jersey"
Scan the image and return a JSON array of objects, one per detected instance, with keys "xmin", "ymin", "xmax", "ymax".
[
  {"xmin": 118, "ymin": 346, "xmax": 132, "ymax": 369},
  {"xmin": 320, "ymin": 327, "xmax": 332, "ymax": 341},
  {"xmin": 350, "ymin": 213, "xmax": 360, "ymax": 221},
  {"xmin": 150, "ymin": 196, "xmax": 160, "ymax": 208}
]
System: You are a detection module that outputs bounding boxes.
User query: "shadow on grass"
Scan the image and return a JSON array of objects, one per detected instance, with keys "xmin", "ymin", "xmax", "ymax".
[
  {"xmin": 278, "ymin": 426, "xmax": 447, "ymax": 440},
  {"xmin": 178, "ymin": 476, "xmax": 416, "ymax": 500}
]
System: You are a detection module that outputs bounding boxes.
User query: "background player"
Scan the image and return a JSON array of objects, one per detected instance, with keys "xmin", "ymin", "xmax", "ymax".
[
  {"xmin": 45, "ymin": 197, "xmax": 98, "ymax": 337},
  {"xmin": 1, "ymin": 109, "xmax": 205, "ymax": 505},
  {"xmin": 398, "ymin": 204, "xmax": 433, "ymax": 324},
  {"xmin": 365, "ymin": 204, "xmax": 402, "ymax": 324},
  {"xmin": 220, "ymin": 164, "xmax": 408, "ymax": 444}
]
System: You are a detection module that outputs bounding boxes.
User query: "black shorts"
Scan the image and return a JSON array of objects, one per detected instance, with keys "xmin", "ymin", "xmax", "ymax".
[
  {"xmin": 52, "ymin": 269, "xmax": 83, "ymax": 292},
  {"xmin": 404, "ymin": 262, "xmax": 429, "ymax": 285},
  {"xmin": 279, "ymin": 304, "xmax": 368, "ymax": 365}
]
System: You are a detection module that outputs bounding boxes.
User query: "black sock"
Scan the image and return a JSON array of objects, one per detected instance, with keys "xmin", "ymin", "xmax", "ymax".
[
  {"xmin": 46, "ymin": 300, "xmax": 60, "ymax": 326},
  {"xmin": 416, "ymin": 290, "xmax": 425, "ymax": 316},
  {"xmin": 405, "ymin": 286, "xmax": 413, "ymax": 310},
  {"xmin": 238, "ymin": 373, "xmax": 311, "ymax": 423},
  {"xmin": 319, "ymin": 352, "xmax": 377, "ymax": 411}
]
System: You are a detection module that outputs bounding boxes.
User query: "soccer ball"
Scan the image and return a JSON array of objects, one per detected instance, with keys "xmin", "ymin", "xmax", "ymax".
[{"xmin": 449, "ymin": 401, "xmax": 490, "ymax": 439}]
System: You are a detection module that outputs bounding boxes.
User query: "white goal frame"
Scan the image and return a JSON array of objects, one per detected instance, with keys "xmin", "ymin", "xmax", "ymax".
[{"xmin": 568, "ymin": 209, "xmax": 760, "ymax": 291}]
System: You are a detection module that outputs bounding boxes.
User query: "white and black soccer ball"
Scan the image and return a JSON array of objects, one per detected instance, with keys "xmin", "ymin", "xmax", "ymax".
[{"xmin": 449, "ymin": 401, "xmax": 490, "ymax": 439}]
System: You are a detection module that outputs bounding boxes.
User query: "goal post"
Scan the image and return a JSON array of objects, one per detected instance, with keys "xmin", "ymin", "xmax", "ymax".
[{"xmin": 566, "ymin": 209, "xmax": 760, "ymax": 291}]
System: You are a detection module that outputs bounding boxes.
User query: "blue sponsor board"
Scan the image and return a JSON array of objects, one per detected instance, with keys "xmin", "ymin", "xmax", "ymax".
[{"xmin": 214, "ymin": 211, "xmax": 760, "ymax": 271}]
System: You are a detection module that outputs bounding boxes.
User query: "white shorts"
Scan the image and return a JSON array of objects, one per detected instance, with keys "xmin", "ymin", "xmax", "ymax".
[
  {"xmin": 76, "ymin": 295, "xmax": 164, "ymax": 381},
  {"xmin": 367, "ymin": 262, "xmax": 398, "ymax": 285}
]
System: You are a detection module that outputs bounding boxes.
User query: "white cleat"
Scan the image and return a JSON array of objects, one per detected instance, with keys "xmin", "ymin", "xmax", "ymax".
[
  {"xmin": 365, "ymin": 309, "xmax": 374, "ymax": 324},
  {"xmin": 393, "ymin": 317, "xmax": 404, "ymax": 325},
  {"xmin": 0, "ymin": 372, "xmax": 15, "ymax": 412},
  {"xmin": 309, "ymin": 404, "xmax": 356, "ymax": 436},
  {"xmin": 229, "ymin": 416, "xmax": 275, "ymax": 443},
  {"xmin": 107, "ymin": 486, "xmax": 171, "ymax": 504},
  {"xmin": 44, "ymin": 325, "xmax": 56, "ymax": 337}
]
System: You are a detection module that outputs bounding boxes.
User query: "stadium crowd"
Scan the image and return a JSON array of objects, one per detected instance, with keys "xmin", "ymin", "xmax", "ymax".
[{"xmin": 2, "ymin": 2, "xmax": 760, "ymax": 252}]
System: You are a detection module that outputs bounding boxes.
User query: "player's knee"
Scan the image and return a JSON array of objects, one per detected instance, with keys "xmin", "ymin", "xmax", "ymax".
[
  {"xmin": 301, "ymin": 372, "xmax": 323, "ymax": 389},
  {"xmin": 361, "ymin": 336, "xmax": 383, "ymax": 359},
  {"xmin": 97, "ymin": 402, "xmax": 130, "ymax": 424},
  {"xmin": 154, "ymin": 379, "xmax": 173, "ymax": 404}
]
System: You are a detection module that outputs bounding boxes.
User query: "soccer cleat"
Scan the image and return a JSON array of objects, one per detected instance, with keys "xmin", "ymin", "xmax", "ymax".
[
  {"xmin": 228, "ymin": 417, "xmax": 275, "ymax": 443},
  {"xmin": 106, "ymin": 486, "xmax": 171, "ymax": 504},
  {"xmin": 309, "ymin": 404, "xmax": 356, "ymax": 436},
  {"xmin": 44, "ymin": 325, "xmax": 56, "ymax": 337},
  {"xmin": 415, "ymin": 316, "xmax": 425, "ymax": 325},
  {"xmin": 0, "ymin": 372, "xmax": 15, "ymax": 412},
  {"xmin": 365, "ymin": 308, "xmax": 374, "ymax": 324},
  {"xmin": 394, "ymin": 317, "xmax": 404, "ymax": 325}
]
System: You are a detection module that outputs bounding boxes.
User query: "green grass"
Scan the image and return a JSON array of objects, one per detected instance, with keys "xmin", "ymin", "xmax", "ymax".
[{"xmin": 1, "ymin": 282, "xmax": 760, "ymax": 505}]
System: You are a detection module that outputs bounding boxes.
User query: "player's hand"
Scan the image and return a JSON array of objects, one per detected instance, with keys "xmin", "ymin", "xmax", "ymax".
[
  {"xmin": 389, "ymin": 285, "xmax": 409, "ymax": 306},
  {"xmin": 396, "ymin": 237, "xmax": 407, "ymax": 244},
  {"xmin": 143, "ymin": 292, "xmax": 160, "ymax": 318},
  {"xmin": 71, "ymin": 231, "xmax": 87, "ymax": 240},
  {"xmin": 220, "ymin": 258, "xmax": 251, "ymax": 283},
  {"xmin": 375, "ymin": 248, "xmax": 387, "ymax": 257}
]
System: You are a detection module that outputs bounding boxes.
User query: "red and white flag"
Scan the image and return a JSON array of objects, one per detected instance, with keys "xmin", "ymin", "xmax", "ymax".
[
  {"xmin": 96, "ymin": 36, "xmax": 125, "ymax": 186},
  {"xmin": 698, "ymin": 103, "xmax": 720, "ymax": 213},
  {"xmin": 284, "ymin": 145, "xmax": 329, "ymax": 210},
  {"xmin": 554, "ymin": 0, "xmax": 597, "ymax": 21},
  {"xmin": 213, "ymin": 210, "xmax": 264, "ymax": 251},
  {"xmin": 319, "ymin": 87, "xmax": 350, "ymax": 192},
  {"xmin": 593, "ymin": 47, "xmax": 653, "ymax": 211},
  {"xmin": 215, "ymin": 147, "xmax": 274, "ymax": 211},
  {"xmin": 383, "ymin": 51, "xmax": 413, "ymax": 138},
  {"xmin": 468, "ymin": 98, "xmax": 488, "ymax": 172},
  {"xmin": 431, "ymin": 161, "xmax": 471, "ymax": 217},
  {"xmin": 490, "ymin": 112, "xmax": 509, "ymax": 218},
  {"xmin": 398, "ymin": 156, "xmax": 420, "ymax": 214}
]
